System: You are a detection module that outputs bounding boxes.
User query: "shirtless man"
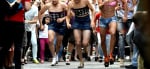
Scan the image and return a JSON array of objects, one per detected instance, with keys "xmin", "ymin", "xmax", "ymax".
[
  {"xmin": 98, "ymin": 0, "xmax": 127, "ymax": 67},
  {"xmin": 38, "ymin": 0, "xmax": 67, "ymax": 66},
  {"xmin": 66, "ymin": 0, "xmax": 95, "ymax": 68}
]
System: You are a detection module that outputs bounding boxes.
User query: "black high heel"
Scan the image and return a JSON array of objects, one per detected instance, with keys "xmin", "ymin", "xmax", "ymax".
[
  {"xmin": 104, "ymin": 62, "xmax": 109, "ymax": 67},
  {"xmin": 109, "ymin": 54, "xmax": 114, "ymax": 65},
  {"xmin": 78, "ymin": 62, "xmax": 84, "ymax": 68},
  {"xmin": 104, "ymin": 58, "xmax": 109, "ymax": 67},
  {"xmin": 110, "ymin": 59, "xmax": 114, "ymax": 65}
]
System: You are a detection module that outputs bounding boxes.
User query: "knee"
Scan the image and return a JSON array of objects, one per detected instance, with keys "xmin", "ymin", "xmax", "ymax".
[
  {"xmin": 48, "ymin": 38, "xmax": 54, "ymax": 44},
  {"xmin": 110, "ymin": 31, "xmax": 116, "ymax": 36},
  {"xmin": 75, "ymin": 41, "xmax": 81, "ymax": 46},
  {"xmin": 32, "ymin": 42, "xmax": 38, "ymax": 47},
  {"xmin": 82, "ymin": 41, "xmax": 88, "ymax": 47}
]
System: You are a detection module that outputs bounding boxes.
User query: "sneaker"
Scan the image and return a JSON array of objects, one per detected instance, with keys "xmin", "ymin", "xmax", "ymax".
[
  {"xmin": 33, "ymin": 59, "xmax": 39, "ymax": 64},
  {"xmin": 51, "ymin": 58, "xmax": 56, "ymax": 66},
  {"xmin": 56, "ymin": 55, "xmax": 58, "ymax": 64},
  {"xmin": 99, "ymin": 57, "xmax": 103, "ymax": 62},
  {"xmin": 125, "ymin": 65, "xmax": 137, "ymax": 69},
  {"xmin": 40, "ymin": 60, "xmax": 44, "ymax": 64},
  {"xmin": 119, "ymin": 59, "xmax": 124, "ymax": 67},
  {"xmin": 65, "ymin": 55, "xmax": 70, "ymax": 65}
]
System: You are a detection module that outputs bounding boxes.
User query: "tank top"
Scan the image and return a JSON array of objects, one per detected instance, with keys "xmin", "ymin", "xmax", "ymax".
[{"xmin": 72, "ymin": 6, "xmax": 89, "ymax": 17}]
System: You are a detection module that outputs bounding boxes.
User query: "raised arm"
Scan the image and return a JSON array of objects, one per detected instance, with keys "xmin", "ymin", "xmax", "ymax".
[
  {"xmin": 98, "ymin": 0, "xmax": 104, "ymax": 9},
  {"xmin": 121, "ymin": 0, "xmax": 128, "ymax": 22},
  {"xmin": 38, "ymin": 3, "xmax": 49, "ymax": 30}
]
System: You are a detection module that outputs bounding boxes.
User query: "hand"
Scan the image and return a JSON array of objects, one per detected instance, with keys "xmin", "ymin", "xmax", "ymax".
[
  {"xmin": 92, "ymin": 29, "xmax": 96, "ymax": 34},
  {"xmin": 122, "ymin": 16, "xmax": 127, "ymax": 23},
  {"xmin": 71, "ymin": 11, "xmax": 75, "ymax": 17},
  {"xmin": 91, "ymin": 22, "xmax": 96, "ymax": 30},
  {"xmin": 24, "ymin": 20, "xmax": 29, "ymax": 23},
  {"xmin": 67, "ymin": 23, "xmax": 72, "ymax": 29},
  {"xmin": 129, "ymin": 7, "xmax": 134, "ymax": 12},
  {"xmin": 40, "ymin": 25, "xmax": 44, "ymax": 31},
  {"xmin": 57, "ymin": 18, "xmax": 64, "ymax": 23},
  {"xmin": 115, "ymin": 6, "xmax": 121, "ymax": 10}
]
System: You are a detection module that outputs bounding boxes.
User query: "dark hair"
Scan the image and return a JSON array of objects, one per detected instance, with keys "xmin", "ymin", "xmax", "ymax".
[{"xmin": 42, "ymin": 14, "xmax": 50, "ymax": 25}]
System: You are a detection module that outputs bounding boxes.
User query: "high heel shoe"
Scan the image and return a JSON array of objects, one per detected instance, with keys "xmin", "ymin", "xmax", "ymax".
[
  {"xmin": 104, "ymin": 57, "xmax": 109, "ymax": 67},
  {"xmin": 109, "ymin": 54, "xmax": 114, "ymax": 65},
  {"xmin": 110, "ymin": 59, "xmax": 114, "ymax": 65},
  {"xmin": 109, "ymin": 57, "xmax": 114, "ymax": 65},
  {"xmin": 78, "ymin": 62, "xmax": 84, "ymax": 68}
]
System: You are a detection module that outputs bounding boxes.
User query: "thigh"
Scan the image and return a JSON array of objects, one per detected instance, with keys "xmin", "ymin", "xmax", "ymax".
[
  {"xmin": 56, "ymin": 33, "xmax": 64, "ymax": 42},
  {"xmin": 109, "ymin": 21, "xmax": 117, "ymax": 34},
  {"xmin": 100, "ymin": 28, "xmax": 107, "ymax": 40},
  {"xmin": 82, "ymin": 30, "xmax": 91, "ymax": 43},
  {"xmin": 48, "ymin": 30, "xmax": 55, "ymax": 42},
  {"xmin": 73, "ymin": 29, "xmax": 82, "ymax": 42},
  {"xmin": 31, "ymin": 32, "xmax": 38, "ymax": 45}
]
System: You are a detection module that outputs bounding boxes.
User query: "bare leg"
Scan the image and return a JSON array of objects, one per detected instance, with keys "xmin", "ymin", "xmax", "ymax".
[
  {"xmin": 83, "ymin": 30, "xmax": 91, "ymax": 59},
  {"xmin": 55, "ymin": 33, "xmax": 63, "ymax": 54},
  {"xmin": 109, "ymin": 22, "xmax": 117, "ymax": 59},
  {"xmin": 66, "ymin": 42, "xmax": 74, "ymax": 65},
  {"xmin": 100, "ymin": 28, "xmax": 109, "ymax": 67},
  {"xmin": 109, "ymin": 22, "xmax": 117, "ymax": 65},
  {"xmin": 73, "ymin": 29, "xmax": 83, "ymax": 68},
  {"xmin": 67, "ymin": 43, "xmax": 74, "ymax": 53},
  {"xmin": 48, "ymin": 30, "xmax": 56, "ymax": 66},
  {"xmin": 55, "ymin": 33, "xmax": 63, "ymax": 63},
  {"xmin": 100, "ymin": 28, "xmax": 107, "ymax": 57}
]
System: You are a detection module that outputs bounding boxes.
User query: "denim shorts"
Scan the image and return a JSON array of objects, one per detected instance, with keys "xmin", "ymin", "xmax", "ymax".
[
  {"xmin": 48, "ymin": 21, "xmax": 66, "ymax": 35},
  {"xmin": 72, "ymin": 15, "xmax": 91, "ymax": 30},
  {"xmin": 99, "ymin": 16, "xmax": 117, "ymax": 28}
]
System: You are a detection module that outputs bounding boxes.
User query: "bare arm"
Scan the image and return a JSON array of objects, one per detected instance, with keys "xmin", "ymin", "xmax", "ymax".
[
  {"xmin": 87, "ymin": 0, "xmax": 95, "ymax": 24},
  {"xmin": 129, "ymin": 0, "xmax": 137, "ymax": 11},
  {"xmin": 27, "ymin": 16, "xmax": 38, "ymax": 24},
  {"xmin": 62, "ymin": 3, "xmax": 68, "ymax": 21},
  {"xmin": 98, "ymin": 0, "xmax": 104, "ymax": 9},
  {"xmin": 121, "ymin": 0, "xmax": 128, "ymax": 22},
  {"xmin": 38, "ymin": 3, "xmax": 49, "ymax": 26},
  {"xmin": 66, "ymin": 2, "xmax": 72, "ymax": 29},
  {"xmin": 121, "ymin": 0, "xmax": 128, "ymax": 18}
]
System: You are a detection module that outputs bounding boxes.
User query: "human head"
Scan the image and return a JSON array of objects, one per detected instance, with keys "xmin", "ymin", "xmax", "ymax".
[
  {"xmin": 42, "ymin": 14, "xmax": 50, "ymax": 25},
  {"xmin": 51, "ymin": 0, "xmax": 59, "ymax": 6},
  {"xmin": 25, "ymin": 1, "xmax": 32, "ymax": 11},
  {"xmin": 73, "ymin": 0, "xmax": 81, "ymax": 4}
]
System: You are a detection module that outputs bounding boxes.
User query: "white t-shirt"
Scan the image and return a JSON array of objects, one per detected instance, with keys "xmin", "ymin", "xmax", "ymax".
[
  {"xmin": 25, "ymin": 5, "xmax": 38, "ymax": 32},
  {"xmin": 38, "ymin": 23, "xmax": 48, "ymax": 38}
]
